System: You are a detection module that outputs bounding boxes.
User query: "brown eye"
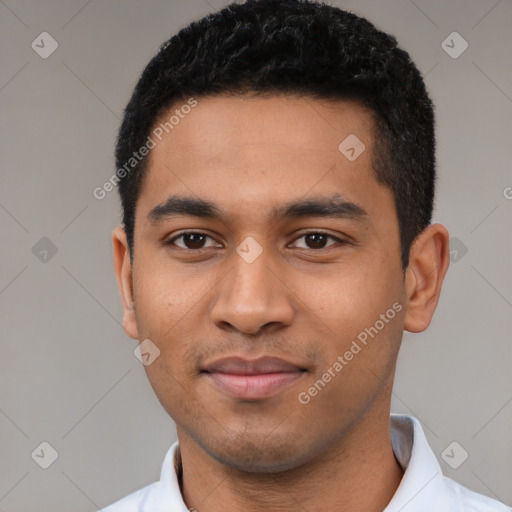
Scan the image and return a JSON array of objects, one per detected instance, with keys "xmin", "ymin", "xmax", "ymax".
[
  {"xmin": 304, "ymin": 233, "xmax": 329, "ymax": 249},
  {"xmin": 167, "ymin": 232, "xmax": 219, "ymax": 250},
  {"xmin": 292, "ymin": 232, "xmax": 342, "ymax": 250}
]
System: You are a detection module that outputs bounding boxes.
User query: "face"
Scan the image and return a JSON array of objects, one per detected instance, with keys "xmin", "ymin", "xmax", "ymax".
[{"xmin": 115, "ymin": 95, "xmax": 412, "ymax": 472}]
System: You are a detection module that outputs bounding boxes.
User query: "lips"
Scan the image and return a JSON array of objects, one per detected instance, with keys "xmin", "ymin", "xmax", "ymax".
[
  {"xmin": 203, "ymin": 356, "xmax": 304, "ymax": 375},
  {"xmin": 202, "ymin": 356, "xmax": 306, "ymax": 400}
]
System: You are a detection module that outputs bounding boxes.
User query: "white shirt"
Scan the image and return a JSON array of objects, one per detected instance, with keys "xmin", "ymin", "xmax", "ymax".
[{"xmin": 100, "ymin": 414, "xmax": 511, "ymax": 511}]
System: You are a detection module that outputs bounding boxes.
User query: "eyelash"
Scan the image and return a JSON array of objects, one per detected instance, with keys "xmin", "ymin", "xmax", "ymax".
[{"xmin": 164, "ymin": 230, "xmax": 347, "ymax": 252}]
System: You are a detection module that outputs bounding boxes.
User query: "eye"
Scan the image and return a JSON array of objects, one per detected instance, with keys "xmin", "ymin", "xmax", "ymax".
[
  {"xmin": 165, "ymin": 230, "xmax": 347, "ymax": 252},
  {"xmin": 290, "ymin": 231, "xmax": 345, "ymax": 250},
  {"xmin": 166, "ymin": 231, "xmax": 220, "ymax": 250}
]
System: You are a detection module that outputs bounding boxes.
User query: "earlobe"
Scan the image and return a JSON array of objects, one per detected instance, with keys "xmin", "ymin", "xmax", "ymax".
[
  {"xmin": 403, "ymin": 223, "xmax": 450, "ymax": 333},
  {"xmin": 112, "ymin": 226, "xmax": 139, "ymax": 340}
]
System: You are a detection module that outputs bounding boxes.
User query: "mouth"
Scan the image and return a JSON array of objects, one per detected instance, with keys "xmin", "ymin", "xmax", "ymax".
[{"xmin": 201, "ymin": 356, "xmax": 307, "ymax": 400}]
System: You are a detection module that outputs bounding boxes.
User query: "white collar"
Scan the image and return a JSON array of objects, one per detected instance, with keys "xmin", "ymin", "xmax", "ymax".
[{"xmin": 384, "ymin": 414, "xmax": 443, "ymax": 511}]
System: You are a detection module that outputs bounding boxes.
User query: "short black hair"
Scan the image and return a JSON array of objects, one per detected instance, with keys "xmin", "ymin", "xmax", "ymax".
[{"xmin": 115, "ymin": 0, "xmax": 435, "ymax": 269}]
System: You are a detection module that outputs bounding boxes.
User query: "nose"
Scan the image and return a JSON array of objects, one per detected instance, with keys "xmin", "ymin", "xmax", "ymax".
[{"xmin": 209, "ymin": 246, "xmax": 295, "ymax": 335}]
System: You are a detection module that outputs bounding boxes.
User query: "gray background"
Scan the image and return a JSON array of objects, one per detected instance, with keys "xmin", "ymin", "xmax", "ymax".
[{"xmin": 1, "ymin": 0, "xmax": 511, "ymax": 510}]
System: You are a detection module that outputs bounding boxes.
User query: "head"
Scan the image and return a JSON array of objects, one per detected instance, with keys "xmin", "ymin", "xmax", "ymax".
[{"xmin": 113, "ymin": 0, "xmax": 449, "ymax": 472}]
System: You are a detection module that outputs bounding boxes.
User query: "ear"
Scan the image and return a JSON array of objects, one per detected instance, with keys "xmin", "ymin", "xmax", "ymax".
[
  {"xmin": 112, "ymin": 225, "xmax": 139, "ymax": 340},
  {"xmin": 403, "ymin": 223, "xmax": 450, "ymax": 333}
]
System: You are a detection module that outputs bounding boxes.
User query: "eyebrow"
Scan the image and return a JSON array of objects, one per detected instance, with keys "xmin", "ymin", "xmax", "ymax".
[{"xmin": 147, "ymin": 194, "xmax": 368, "ymax": 224}]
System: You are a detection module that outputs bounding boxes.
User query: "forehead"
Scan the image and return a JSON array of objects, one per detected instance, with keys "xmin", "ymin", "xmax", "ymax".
[
  {"xmin": 137, "ymin": 94, "xmax": 391, "ymax": 227},
  {"xmin": 151, "ymin": 94, "xmax": 375, "ymax": 162}
]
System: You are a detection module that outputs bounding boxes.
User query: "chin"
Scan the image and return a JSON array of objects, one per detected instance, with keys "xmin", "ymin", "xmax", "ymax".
[{"xmin": 198, "ymin": 431, "xmax": 317, "ymax": 473}]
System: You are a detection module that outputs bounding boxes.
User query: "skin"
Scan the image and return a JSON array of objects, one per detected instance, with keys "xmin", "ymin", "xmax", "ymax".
[{"xmin": 113, "ymin": 94, "xmax": 450, "ymax": 512}]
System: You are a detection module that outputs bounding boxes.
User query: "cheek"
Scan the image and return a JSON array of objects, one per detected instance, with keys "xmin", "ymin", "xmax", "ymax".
[
  {"xmin": 132, "ymin": 258, "xmax": 205, "ymax": 335},
  {"xmin": 306, "ymin": 263, "xmax": 391, "ymax": 328},
  {"xmin": 132, "ymin": 280, "xmax": 201, "ymax": 397},
  {"xmin": 142, "ymin": 360, "xmax": 195, "ymax": 423},
  {"xmin": 306, "ymin": 260, "xmax": 404, "ymax": 377},
  {"xmin": 134, "ymin": 274, "xmax": 200, "ymax": 402}
]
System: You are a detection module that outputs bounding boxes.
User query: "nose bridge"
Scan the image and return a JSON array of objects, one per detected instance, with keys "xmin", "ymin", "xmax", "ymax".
[
  {"xmin": 232, "ymin": 245, "xmax": 274, "ymax": 303},
  {"xmin": 210, "ymin": 240, "xmax": 294, "ymax": 333}
]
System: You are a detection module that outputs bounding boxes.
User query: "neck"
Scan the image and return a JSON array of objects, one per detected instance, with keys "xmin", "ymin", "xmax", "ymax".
[{"xmin": 176, "ymin": 405, "xmax": 403, "ymax": 512}]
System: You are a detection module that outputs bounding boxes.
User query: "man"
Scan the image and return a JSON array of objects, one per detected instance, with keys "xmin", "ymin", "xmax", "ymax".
[{"xmin": 106, "ymin": 0, "xmax": 510, "ymax": 510}]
